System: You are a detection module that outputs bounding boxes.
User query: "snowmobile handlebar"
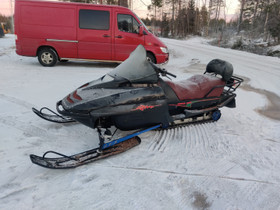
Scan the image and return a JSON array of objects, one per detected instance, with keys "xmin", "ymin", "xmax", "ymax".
[{"xmin": 149, "ymin": 62, "xmax": 177, "ymax": 78}]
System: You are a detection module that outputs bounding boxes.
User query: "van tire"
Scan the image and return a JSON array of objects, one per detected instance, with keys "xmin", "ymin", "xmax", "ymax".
[
  {"xmin": 38, "ymin": 48, "xmax": 58, "ymax": 67},
  {"xmin": 147, "ymin": 52, "xmax": 156, "ymax": 64}
]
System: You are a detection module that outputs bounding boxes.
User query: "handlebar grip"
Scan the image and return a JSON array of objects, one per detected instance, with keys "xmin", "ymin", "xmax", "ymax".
[
  {"xmin": 149, "ymin": 61, "xmax": 176, "ymax": 78},
  {"xmin": 167, "ymin": 71, "xmax": 176, "ymax": 78}
]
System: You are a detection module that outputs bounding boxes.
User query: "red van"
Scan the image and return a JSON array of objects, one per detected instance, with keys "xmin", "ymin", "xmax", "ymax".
[{"xmin": 14, "ymin": 0, "xmax": 169, "ymax": 67}]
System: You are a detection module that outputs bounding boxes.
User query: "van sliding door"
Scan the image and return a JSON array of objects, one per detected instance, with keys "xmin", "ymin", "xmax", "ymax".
[{"xmin": 78, "ymin": 7, "xmax": 112, "ymax": 60}]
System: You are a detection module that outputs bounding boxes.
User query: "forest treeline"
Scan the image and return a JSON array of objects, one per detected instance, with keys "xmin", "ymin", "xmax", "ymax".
[
  {"xmin": 1, "ymin": 0, "xmax": 279, "ymax": 43},
  {"xmin": 145, "ymin": 0, "xmax": 280, "ymax": 44}
]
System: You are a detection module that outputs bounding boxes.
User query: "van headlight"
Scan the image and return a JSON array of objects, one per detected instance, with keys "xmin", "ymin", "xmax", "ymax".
[{"xmin": 160, "ymin": 47, "xmax": 168, "ymax": 54}]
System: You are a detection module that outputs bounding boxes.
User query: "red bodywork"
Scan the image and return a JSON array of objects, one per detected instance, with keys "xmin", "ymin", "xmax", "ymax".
[{"xmin": 14, "ymin": 0, "xmax": 169, "ymax": 64}]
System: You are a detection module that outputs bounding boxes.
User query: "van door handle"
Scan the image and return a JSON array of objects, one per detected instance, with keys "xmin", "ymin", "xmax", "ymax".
[
  {"xmin": 115, "ymin": 35, "xmax": 122, "ymax": 39},
  {"xmin": 103, "ymin": 34, "xmax": 111, "ymax": 38}
]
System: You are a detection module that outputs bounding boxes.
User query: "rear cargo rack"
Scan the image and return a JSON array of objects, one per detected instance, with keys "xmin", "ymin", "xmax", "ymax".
[{"xmin": 204, "ymin": 75, "xmax": 243, "ymax": 98}]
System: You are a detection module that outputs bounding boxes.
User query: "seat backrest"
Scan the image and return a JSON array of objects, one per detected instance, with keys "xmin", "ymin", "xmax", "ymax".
[{"xmin": 206, "ymin": 59, "xmax": 233, "ymax": 82}]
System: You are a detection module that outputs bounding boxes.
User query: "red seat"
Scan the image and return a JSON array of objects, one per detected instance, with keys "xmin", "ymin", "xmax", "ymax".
[{"xmin": 166, "ymin": 75, "xmax": 225, "ymax": 101}]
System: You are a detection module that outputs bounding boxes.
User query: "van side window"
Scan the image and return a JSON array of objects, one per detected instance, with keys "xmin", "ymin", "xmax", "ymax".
[
  {"xmin": 79, "ymin": 10, "xmax": 110, "ymax": 30},
  {"xmin": 117, "ymin": 14, "xmax": 139, "ymax": 33}
]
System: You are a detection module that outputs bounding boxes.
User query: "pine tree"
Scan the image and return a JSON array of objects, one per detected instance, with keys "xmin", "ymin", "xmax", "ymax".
[
  {"xmin": 209, "ymin": 0, "xmax": 225, "ymax": 33},
  {"xmin": 238, "ymin": 0, "xmax": 245, "ymax": 33},
  {"xmin": 161, "ymin": 12, "xmax": 170, "ymax": 37},
  {"xmin": 267, "ymin": 0, "xmax": 280, "ymax": 43},
  {"xmin": 187, "ymin": 0, "xmax": 196, "ymax": 34},
  {"xmin": 164, "ymin": 0, "xmax": 178, "ymax": 37},
  {"xmin": 240, "ymin": 0, "xmax": 279, "ymax": 39},
  {"xmin": 200, "ymin": 5, "xmax": 208, "ymax": 36},
  {"xmin": 148, "ymin": 0, "xmax": 163, "ymax": 34}
]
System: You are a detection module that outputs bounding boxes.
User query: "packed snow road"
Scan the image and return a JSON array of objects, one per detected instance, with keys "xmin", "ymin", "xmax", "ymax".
[{"xmin": 1, "ymin": 35, "xmax": 280, "ymax": 210}]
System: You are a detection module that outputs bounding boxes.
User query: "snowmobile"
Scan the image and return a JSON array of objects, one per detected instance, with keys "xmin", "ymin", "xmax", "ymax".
[{"xmin": 31, "ymin": 45, "xmax": 243, "ymax": 169}]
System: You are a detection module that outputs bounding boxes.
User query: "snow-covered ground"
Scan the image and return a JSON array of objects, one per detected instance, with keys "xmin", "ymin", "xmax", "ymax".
[{"xmin": 1, "ymin": 35, "xmax": 280, "ymax": 210}]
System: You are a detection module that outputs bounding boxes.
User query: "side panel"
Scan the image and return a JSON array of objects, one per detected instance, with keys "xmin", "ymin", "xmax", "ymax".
[
  {"xmin": 113, "ymin": 9, "xmax": 144, "ymax": 61},
  {"xmin": 15, "ymin": 1, "xmax": 77, "ymax": 57},
  {"xmin": 113, "ymin": 100, "xmax": 170, "ymax": 130},
  {"xmin": 77, "ymin": 6, "xmax": 112, "ymax": 60}
]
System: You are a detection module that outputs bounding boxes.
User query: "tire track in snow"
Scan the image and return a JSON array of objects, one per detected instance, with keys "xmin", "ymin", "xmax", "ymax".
[
  {"xmin": 202, "ymin": 123, "xmax": 217, "ymax": 158},
  {"xmin": 0, "ymin": 94, "xmax": 35, "ymax": 110},
  {"xmin": 144, "ymin": 120, "xmax": 249, "ymax": 175},
  {"xmin": 242, "ymin": 182, "xmax": 262, "ymax": 204},
  {"xmin": 210, "ymin": 122, "xmax": 277, "ymax": 181},
  {"xmin": 147, "ymin": 130, "xmax": 163, "ymax": 152},
  {"xmin": 151, "ymin": 129, "xmax": 174, "ymax": 152},
  {"xmin": 156, "ymin": 129, "xmax": 168, "ymax": 151},
  {"xmin": 0, "ymin": 46, "xmax": 16, "ymax": 57},
  {"xmin": 184, "ymin": 125, "xmax": 192, "ymax": 153},
  {"xmin": 175, "ymin": 126, "xmax": 186, "ymax": 148},
  {"xmin": 0, "ymin": 94, "xmax": 88, "ymax": 141},
  {"xmin": 144, "ymin": 122, "xmax": 217, "ymax": 161},
  {"xmin": 0, "ymin": 185, "xmax": 37, "ymax": 201},
  {"xmin": 191, "ymin": 125, "xmax": 201, "ymax": 156},
  {"xmin": 161, "ymin": 128, "xmax": 176, "ymax": 152},
  {"xmin": 197, "ymin": 123, "xmax": 211, "ymax": 159},
  {"xmin": 0, "ymin": 94, "xmax": 56, "ymax": 139},
  {"xmin": 211, "ymin": 122, "xmax": 237, "ymax": 158},
  {"xmin": 186, "ymin": 123, "xmax": 211, "ymax": 159},
  {"xmin": 0, "ymin": 115, "xmax": 55, "ymax": 140},
  {"xmin": 95, "ymin": 164, "xmax": 277, "ymax": 185},
  {"xmin": 182, "ymin": 125, "xmax": 196, "ymax": 156}
]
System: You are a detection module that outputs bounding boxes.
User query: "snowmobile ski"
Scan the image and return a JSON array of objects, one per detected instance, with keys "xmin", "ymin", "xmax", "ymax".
[
  {"xmin": 30, "ymin": 136, "xmax": 140, "ymax": 169},
  {"xmin": 30, "ymin": 124, "xmax": 161, "ymax": 169},
  {"xmin": 32, "ymin": 107, "xmax": 75, "ymax": 123}
]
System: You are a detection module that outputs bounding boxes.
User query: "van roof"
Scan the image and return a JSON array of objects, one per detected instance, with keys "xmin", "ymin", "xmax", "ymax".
[{"xmin": 16, "ymin": 0, "xmax": 128, "ymax": 10}]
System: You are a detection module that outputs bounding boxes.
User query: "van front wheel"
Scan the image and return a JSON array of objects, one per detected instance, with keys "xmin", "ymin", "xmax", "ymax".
[
  {"xmin": 38, "ymin": 48, "xmax": 58, "ymax": 67},
  {"xmin": 147, "ymin": 52, "xmax": 156, "ymax": 64}
]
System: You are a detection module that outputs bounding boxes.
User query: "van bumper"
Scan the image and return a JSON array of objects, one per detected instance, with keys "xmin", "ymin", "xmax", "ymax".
[
  {"xmin": 15, "ymin": 39, "xmax": 23, "ymax": 55},
  {"xmin": 156, "ymin": 53, "xmax": 169, "ymax": 64}
]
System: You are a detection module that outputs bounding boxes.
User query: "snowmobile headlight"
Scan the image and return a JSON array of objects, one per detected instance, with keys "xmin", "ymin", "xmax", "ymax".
[{"xmin": 160, "ymin": 47, "xmax": 168, "ymax": 54}]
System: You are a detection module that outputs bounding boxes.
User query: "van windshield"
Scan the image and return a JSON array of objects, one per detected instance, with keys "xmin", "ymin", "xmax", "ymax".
[{"xmin": 108, "ymin": 45, "xmax": 158, "ymax": 83}]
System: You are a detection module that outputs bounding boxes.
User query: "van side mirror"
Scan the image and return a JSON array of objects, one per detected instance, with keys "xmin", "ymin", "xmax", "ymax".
[{"xmin": 139, "ymin": 25, "xmax": 147, "ymax": 36}]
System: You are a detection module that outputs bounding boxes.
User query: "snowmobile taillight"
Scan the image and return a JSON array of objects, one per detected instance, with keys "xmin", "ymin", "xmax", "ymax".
[
  {"xmin": 67, "ymin": 94, "xmax": 74, "ymax": 104},
  {"xmin": 233, "ymin": 80, "xmax": 237, "ymax": 88},
  {"xmin": 73, "ymin": 90, "xmax": 82, "ymax": 101}
]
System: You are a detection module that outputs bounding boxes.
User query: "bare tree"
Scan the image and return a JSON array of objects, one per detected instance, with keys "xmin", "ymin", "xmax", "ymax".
[
  {"xmin": 164, "ymin": 0, "xmax": 178, "ymax": 37},
  {"xmin": 208, "ymin": 0, "xmax": 225, "ymax": 33},
  {"xmin": 201, "ymin": 4, "xmax": 208, "ymax": 36},
  {"xmin": 238, "ymin": 0, "xmax": 245, "ymax": 33},
  {"xmin": 118, "ymin": 0, "xmax": 128, "ymax": 7}
]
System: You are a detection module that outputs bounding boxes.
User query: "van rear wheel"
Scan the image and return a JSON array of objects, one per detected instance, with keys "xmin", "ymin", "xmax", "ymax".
[{"xmin": 38, "ymin": 48, "xmax": 58, "ymax": 67}]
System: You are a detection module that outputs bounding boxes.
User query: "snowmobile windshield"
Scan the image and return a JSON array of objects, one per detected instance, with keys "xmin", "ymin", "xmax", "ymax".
[{"xmin": 108, "ymin": 45, "xmax": 158, "ymax": 83}]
